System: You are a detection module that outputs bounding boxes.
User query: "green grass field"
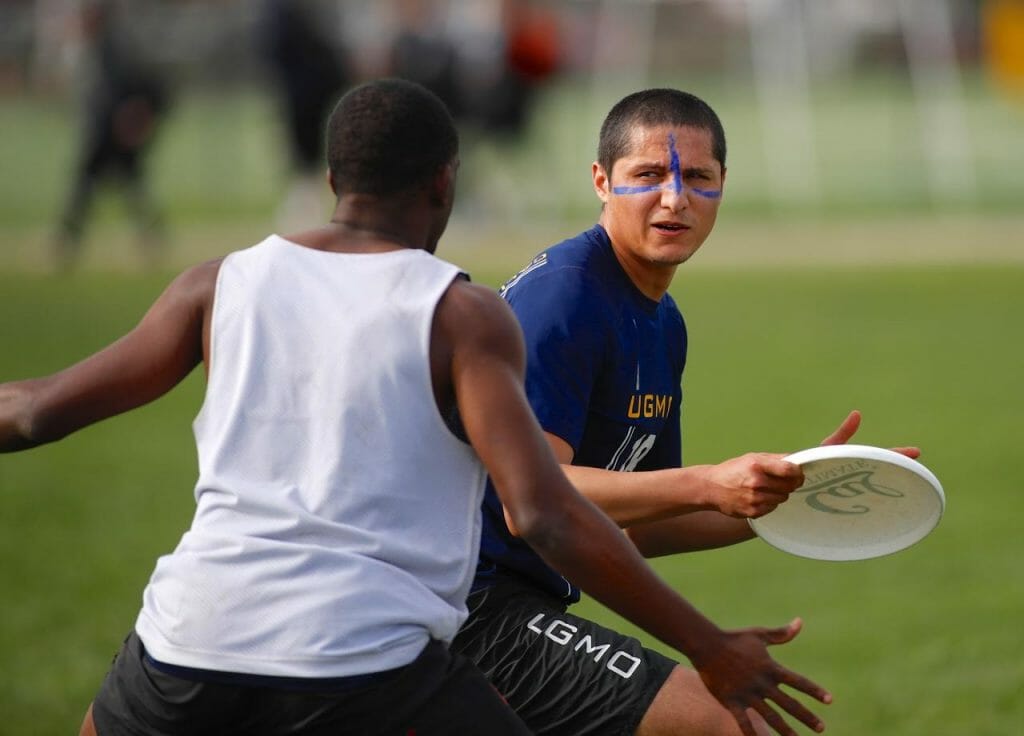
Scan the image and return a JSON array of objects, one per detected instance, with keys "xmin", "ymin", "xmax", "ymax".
[
  {"xmin": 2, "ymin": 77, "xmax": 1023, "ymax": 734},
  {"xmin": 1, "ymin": 256, "xmax": 1021, "ymax": 735}
]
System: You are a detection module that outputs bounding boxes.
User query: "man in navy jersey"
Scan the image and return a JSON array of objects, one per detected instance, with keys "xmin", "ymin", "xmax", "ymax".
[{"xmin": 452, "ymin": 88, "xmax": 919, "ymax": 736}]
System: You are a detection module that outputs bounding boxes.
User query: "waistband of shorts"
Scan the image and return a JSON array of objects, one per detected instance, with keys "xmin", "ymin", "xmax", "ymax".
[
  {"xmin": 139, "ymin": 634, "xmax": 424, "ymax": 692},
  {"xmin": 468, "ymin": 572, "xmax": 569, "ymax": 611}
]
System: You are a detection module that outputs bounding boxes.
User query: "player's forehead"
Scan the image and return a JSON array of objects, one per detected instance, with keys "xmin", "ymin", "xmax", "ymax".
[{"xmin": 617, "ymin": 124, "xmax": 717, "ymax": 169}]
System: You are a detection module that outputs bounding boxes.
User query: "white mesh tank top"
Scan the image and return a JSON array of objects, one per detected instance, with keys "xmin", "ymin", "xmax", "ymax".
[{"xmin": 135, "ymin": 235, "xmax": 487, "ymax": 678}]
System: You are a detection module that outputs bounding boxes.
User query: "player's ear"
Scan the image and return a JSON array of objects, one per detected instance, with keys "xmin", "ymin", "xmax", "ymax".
[
  {"xmin": 326, "ymin": 168, "xmax": 337, "ymax": 196},
  {"xmin": 592, "ymin": 161, "xmax": 611, "ymax": 204},
  {"xmin": 429, "ymin": 160, "xmax": 458, "ymax": 208}
]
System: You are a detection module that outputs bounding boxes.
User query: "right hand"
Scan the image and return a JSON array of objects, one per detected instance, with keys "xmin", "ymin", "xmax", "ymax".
[
  {"xmin": 693, "ymin": 618, "xmax": 831, "ymax": 736},
  {"xmin": 699, "ymin": 453, "xmax": 804, "ymax": 519}
]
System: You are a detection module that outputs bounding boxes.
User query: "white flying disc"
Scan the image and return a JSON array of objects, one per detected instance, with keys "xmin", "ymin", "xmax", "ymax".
[{"xmin": 749, "ymin": 444, "xmax": 945, "ymax": 561}]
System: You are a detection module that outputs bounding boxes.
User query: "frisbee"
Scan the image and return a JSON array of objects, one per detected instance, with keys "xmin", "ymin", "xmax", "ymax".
[{"xmin": 749, "ymin": 444, "xmax": 945, "ymax": 561}]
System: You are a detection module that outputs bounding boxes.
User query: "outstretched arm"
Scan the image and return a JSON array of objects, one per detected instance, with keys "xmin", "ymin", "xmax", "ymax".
[
  {"xmin": 434, "ymin": 280, "xmax": 831, "ymax": 736},
  {"xmin": 551, "ymin": 410, "xmax": 922, "ymax": 557},
  {"xmin": 0, "ymin": 259, "xmax": 220, "ymax": 452}
]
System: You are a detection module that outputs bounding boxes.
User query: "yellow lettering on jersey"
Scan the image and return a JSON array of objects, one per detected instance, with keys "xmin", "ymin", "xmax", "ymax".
[{"xmin": 627, "ymin": 394, "xmax": 673, "ymax": 419}]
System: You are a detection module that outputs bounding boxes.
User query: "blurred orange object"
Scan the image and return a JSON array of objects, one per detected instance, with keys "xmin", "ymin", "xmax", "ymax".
[
  {"xmin": 506, "ymin": 7, "xmax": 561, "ymax": 82},
  {"xmin": 984, "ymin": 0, "xmax": 1024, "ymax": 95}
]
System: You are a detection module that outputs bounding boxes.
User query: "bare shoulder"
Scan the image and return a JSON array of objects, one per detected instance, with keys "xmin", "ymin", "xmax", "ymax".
[
  {"xmin": 143, "ymin": 257, "xmax": 225, "ymax": 323},
  {"xmin": 439, "ymin": 278, "xmax": 510, "ymax": 318},
  {"xmin": 436, "ymin": 278, "xmax": 524, "ymax": 355},
  {"xmin": 167, "ymin": 257, "xmax": 224, "ymax": 306}
]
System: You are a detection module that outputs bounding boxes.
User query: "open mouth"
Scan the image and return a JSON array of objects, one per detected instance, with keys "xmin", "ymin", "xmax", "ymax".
[{"xmin": 651, "ymin": 222, "xmax": 688, "ymax": 234}]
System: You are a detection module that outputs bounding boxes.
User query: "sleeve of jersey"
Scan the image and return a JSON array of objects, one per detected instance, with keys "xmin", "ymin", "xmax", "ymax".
[{"xmin": 505, "ymin": 268, "xmax": 608, "ymax": 453}]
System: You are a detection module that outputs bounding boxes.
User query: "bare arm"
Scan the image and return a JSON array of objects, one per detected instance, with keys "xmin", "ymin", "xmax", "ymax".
[
  {"xmin": 552, "ymin": 438, "xmax": 792, "ymax": 522},
  {"xmin": 537, "ymin": 431, "xmax": 795, "ymax": 553},
  {"xmin": 543, "ymin": 411, "xmax": 922, "ymax": 558},
  {"xmin": 626, "ymin": 511, "xmax": 755, "ymax": 557},
  {"xmin": 0, "ymin": 259, "xmax": 220, "ymax": 452},
  {"xmin": 434, "ymin": 281, "xmax": 831, "ymax": 736}
]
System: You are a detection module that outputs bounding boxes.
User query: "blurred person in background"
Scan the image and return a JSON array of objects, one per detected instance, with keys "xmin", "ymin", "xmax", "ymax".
[
  {"xmin": 259, "ymin": 0, "xmax": 351, "ymax": 233},
  {"xmin": 388, "ymin": 0, "xmax": 464, "ymax": 119},
  {"xmin": 467, "ymin": 0, "xmax": 561, "ymax": 140},
  {"xmin": 442, "ymin": 0, "xmax": 563, "ymax": 218},
  {"xmin": 54, "ymin": 0, "xmax": 170, "ymax": 271},
  {"xmin": 387, "ymin": 0, "xmax": 561, "ymax": 135}
]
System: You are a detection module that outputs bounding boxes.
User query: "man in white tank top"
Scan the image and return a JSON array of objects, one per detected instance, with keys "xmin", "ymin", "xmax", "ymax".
[{"xmin": 2, "ymin": 79, "xmax": 831, "ymax": 736}]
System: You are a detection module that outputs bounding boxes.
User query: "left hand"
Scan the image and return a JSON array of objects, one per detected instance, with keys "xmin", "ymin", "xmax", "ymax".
[
  {"xmin": 692, "ymin": 618, "xmax": 832, "ymax": 736},
  {"xmin": 819, "ymin": 410, "xmax": 920, "ymax": 459}
]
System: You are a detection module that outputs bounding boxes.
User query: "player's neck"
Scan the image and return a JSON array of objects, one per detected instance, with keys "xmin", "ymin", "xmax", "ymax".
[
  {"xmin": 609, "ymin": 246, "xmax": 676, "ymax": 302},
  {"xmin": 317, "ymin": 195, "xmax": 438, "ymax": 253},
  {"xmin": 324, "ymin": 219, "xmax": 417, "ymax": 252}
]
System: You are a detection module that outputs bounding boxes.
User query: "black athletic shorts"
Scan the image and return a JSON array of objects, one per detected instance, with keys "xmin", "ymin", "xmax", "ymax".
[
  {"xmin": 450, "ymin": 578, "xmax": 677, "ymax": 736},
  {"xmin": 92, "ymin": 630, "xmax": 531, "ymax": 736}
]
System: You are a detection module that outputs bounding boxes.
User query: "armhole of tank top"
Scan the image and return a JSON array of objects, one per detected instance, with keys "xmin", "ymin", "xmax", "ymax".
[
  {"xmin": 192, "ymin": 253, "xmax": 234, "ymax": 435},
  {"xmin": 423, "ymin": 269, "xmax": 474, "ymax": 448},
  {"xmin": 204, "ymin": 253, "xmax": 234, "ymax": 378}
]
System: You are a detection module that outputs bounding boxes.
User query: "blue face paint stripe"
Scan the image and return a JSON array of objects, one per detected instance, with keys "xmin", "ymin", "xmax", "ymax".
[
  {"xmin": 667, "ymin": 132, "xmax": 683, "ymax": 194},
  {"xmin": 610, "ymin": 133, "xmax": 722, "ymax": 199},
  {"xmin": 612, "ymin": 184, "xmax": 663, "ymax": 194},
  {"xmin": 612, "ymin": 184, "xmax": 721, "ymax": 198}
]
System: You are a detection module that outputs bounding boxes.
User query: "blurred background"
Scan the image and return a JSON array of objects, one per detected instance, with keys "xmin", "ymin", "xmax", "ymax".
[
  {"xmin": 1, "ymin": 2, "xmax": 1022, "ymax": 735},
  {"xmin": 0, "ymin": 0, "xmax": 1022, "ymax": 270}
]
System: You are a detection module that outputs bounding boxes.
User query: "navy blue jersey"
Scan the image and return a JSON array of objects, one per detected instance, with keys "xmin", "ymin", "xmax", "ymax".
[{"xmin": 474, "ymin": 224, "xmax": 687, "ymax": 602}]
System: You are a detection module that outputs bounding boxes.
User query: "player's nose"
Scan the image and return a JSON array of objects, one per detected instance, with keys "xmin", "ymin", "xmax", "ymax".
[{"xmin": 660, "ymin": 181, "xmax": 689, "ymax": 212}]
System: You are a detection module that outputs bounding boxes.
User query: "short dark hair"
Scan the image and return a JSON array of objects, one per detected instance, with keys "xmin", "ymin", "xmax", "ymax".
[
  {"xmin": 326, "ymin": 78, "xmax": 458, "ymax": 196},
  {"xmin": 597, "ymin": 89, "xmax": 726, "ymax": 176}
]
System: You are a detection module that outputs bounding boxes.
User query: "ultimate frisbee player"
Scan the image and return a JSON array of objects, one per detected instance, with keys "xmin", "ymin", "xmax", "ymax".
[{"xmin": 453, "ymin": 88, "xmax": 919, "ymax": 736}]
